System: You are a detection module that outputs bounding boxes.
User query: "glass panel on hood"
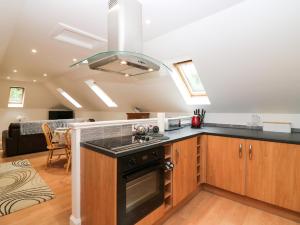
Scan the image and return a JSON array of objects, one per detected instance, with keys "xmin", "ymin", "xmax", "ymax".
[{"xmin": 70, "ymin": 51, "xmax": 172, "ymax": 77}]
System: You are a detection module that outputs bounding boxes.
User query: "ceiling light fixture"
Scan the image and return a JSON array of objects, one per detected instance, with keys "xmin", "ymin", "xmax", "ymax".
[
  {"xmin": 85, "ymin": 80, "xmax": 117, "ymax": 108},
  {"xmin": 57, "ymin": 88, "xmax": 82, "ymax": 108},
  {"xmin": 124, "ymin": 74, "xmax": 129, "ymax": 77},
  {"xmin": 6, "ymin": 76, "xmax": 11, "ymax": 80},
  {"xmin": 82, "ymin": 60, "xmax": 88, "ymax": 64},
  {"xmin": 31, "ymin": 49, "xmax": 37, "ymax": 54},
  {"xmin": 120, "ymin": 60, "xmax": 127, "ymax": 65},
  {"xmin": 43, "ymin": 73, "xmax": 48, "ymax": 77},
  {"xmin": 145, "ymin": 19, "xmax": 151, "ymax": 25},
  {"xmin": 13, "ymin": 69, "xmax": 18, "ymax": 73},
  {"xmin": 33, "ymin": 80, "xmax": 37, "ymax": 82},
  {"xmin": 73, "ymin": 58, "xmax": 77, "ymax": 62},
  {"xmin": 148, "ymin": 68, "xmax": 153, "ymax": 72}
]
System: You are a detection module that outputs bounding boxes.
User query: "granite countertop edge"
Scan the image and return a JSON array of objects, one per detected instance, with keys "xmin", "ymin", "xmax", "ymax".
[{"xmin": 81, "ymin": 126, "xmax": 300, "ymax": 158}]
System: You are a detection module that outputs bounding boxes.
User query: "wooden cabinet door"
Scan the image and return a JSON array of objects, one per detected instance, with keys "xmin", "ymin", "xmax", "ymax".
[
  {"xmin": 245, "ymin": 140, "xmax": 300, "ymax": 212},
  {"xmin": 172, "ymin": 137, "xmax": 197, "ymax": 207},
  {"xmin": 207, "ymin": 136, "xmax": 246, "ymax": 195}
]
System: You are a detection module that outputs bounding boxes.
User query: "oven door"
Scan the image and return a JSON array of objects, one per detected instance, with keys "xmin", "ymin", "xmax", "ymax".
[{"xmin": 118, "ymin": 163, "xmax": 164, "ymax": 225}]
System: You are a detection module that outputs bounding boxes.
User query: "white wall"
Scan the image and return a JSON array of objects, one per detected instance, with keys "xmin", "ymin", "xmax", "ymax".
[
  {"xmin": 0, "ymin": 108, "xmax": 49, "ymax": 139},
  {"xmin": 0, "ymin": 109, "xmax": 126, "ymax": 139},
  {"xmin": 167, "ymin": 112, "xmax": 300, "ymax": 128},
  {"xmin": 75, "ymin": 111, "xmax": 128, "ymax": 121},
  {"xmin": 1, "ymin": 109, "xmax": 300, "ymax": 142},
  {"xmin": 0, "ymin": 109, "xmax": 144, "ymax": 139},
  {"xmin": 0, "ymin": 79, "xmax": 64, "ymax": 140},
  {"xmin": 0, "ymin": 79, "xmax": 62, "ymax": 108},
  {"xmin": 205, "ymin": 113, "xmax": 300, "ymax": 128}
]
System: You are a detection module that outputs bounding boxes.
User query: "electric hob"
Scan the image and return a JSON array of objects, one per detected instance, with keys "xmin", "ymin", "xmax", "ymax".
[{"xmin": 86, "ymin": 134, "xmax": 168, "ymax": 152}]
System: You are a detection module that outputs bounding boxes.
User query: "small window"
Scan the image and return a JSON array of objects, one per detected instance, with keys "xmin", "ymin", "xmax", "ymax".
[
  {"xmin": 8, "ymin": 87, "xmax": 25, "ymax": 108},
  {"xmin": 174, "ymin": 60, "xmax": 206, "ymax": 96}
]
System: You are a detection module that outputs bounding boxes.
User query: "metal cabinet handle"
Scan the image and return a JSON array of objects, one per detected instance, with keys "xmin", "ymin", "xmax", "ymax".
[
  {"xmin": 175, "ymin": 149, "xmax": 179, "ymax": 164},
  {"xmin": 249, "ymin": 144, "xmax": 253, "ymax": 160},
  {"xmin": 239, "ymin": 144, "xmax": 243, "ymax": 158}
]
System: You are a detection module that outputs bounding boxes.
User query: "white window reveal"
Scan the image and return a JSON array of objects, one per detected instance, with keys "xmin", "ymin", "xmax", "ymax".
[
  {"xmin": 8, "ymin": 87, "xmax": 25, "ymax": 108},
  {"xmin": 172, "ymin": 60, "xmax": 210, "ymax": 105},
  {"xmin": 85, "ymin": 80, "xmax": 117, "ymax": 108},
  {"xmin": 174, "ymin": 60, "xmax": 206, "ymax": 96},
  {"xmin": 57, "ymin": 88, "xmax": 82, "ymax": 108}
]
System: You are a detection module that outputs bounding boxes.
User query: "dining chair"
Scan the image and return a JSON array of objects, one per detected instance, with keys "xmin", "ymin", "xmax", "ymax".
[
  {"xmin": 41, "ymin": 123, "xmax": 69, "ymax": 167},
  {"xmin": 64, "ymin": 128, "xmax": 72, "ymax": 172}
]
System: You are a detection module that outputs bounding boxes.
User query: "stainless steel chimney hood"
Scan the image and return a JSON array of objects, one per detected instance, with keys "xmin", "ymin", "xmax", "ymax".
[{"xmin": 71, "ymin": 0, "xmax": 167, "ymax": 77}]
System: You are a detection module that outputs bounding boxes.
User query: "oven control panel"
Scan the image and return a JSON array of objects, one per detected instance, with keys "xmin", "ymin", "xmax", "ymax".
[{"xmin": 118, "ymin": 146, "xmax": 164, "ymax": 171}]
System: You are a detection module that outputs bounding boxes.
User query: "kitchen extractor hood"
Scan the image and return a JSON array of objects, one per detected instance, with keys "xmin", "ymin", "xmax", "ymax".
[{"xmin": 71, "ymin": 0, "xmax": 169, "ymax": 77}]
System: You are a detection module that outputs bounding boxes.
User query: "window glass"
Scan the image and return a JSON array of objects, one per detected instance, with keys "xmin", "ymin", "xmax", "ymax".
[
  {"xmin": 175, "ymin": 60, "xmax": 206, "ymax": 96},
  {"xmin": 8, "ymin": 87, "xmax": 25, "ymax": 107}
]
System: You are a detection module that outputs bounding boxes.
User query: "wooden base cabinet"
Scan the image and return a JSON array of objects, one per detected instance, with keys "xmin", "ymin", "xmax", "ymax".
[
  {"xmin": 206, "ymin": 135, "xmax": 300, "ymax": 212},
  {"xmin": 172, "ymin": 137, "xmax": 197, "ymax": 207},
  {"xmin": 207, "ymin": 136, "xmax": 246, "ymax": 195},
  {"xmin": 245, "ymin": 140, "xmax": 300, "ymax": 212}
]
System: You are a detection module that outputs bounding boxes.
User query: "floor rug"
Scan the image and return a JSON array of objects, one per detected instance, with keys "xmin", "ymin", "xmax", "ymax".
[{"xmin": 0, "ymin": 159, "xmax": 54, "ymax": 216}]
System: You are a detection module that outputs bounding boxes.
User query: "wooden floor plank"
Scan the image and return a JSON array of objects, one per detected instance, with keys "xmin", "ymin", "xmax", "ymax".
[
  {"xmin": 162, "ymin": 192, "xmax": 299, "ymax": 225},
  {"xmin": 0, "ymin": 151, "xmax": 298, "ymax": 225}
]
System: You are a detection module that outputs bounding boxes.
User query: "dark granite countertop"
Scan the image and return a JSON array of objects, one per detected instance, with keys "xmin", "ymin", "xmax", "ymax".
[{"xmin": 81, "ymin": 126, "xmax": 300, "ymax": 158}]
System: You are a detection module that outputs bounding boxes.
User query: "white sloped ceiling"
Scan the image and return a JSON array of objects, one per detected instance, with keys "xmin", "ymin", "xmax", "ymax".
[
  {"xmin": 45, "ymin": 0, "xmax": 300, "ymax": 113},
  {"xmin": 144, "ymin": 0, "xmax": 300, "ymax": 113},
  {"xmin": 1, "ymin": 0, "xmax": 299, "ymax": 113},
  {"xmin": 0, "ymin": 79, "xmax": 62, "ymax": 109}
]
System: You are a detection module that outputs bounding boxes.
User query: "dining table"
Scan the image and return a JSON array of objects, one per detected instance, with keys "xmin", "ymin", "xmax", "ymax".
[{"xmin": 53, "ymin": 127, "xmax": 69, "ymax": 144}]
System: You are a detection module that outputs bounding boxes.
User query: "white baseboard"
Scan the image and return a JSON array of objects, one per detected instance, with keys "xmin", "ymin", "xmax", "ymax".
[{"xmin": 70, "ymin": 215, "xmax": 81, "ymax": 225}]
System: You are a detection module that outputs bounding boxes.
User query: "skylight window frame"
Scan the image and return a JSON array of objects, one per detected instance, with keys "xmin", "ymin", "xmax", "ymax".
[
  {"xmin": 8, "ymin": 87, "xmax": 25, "ymax": 108},
  {"xmin": 57, "ymin": 88, "xmax": 82, "ymax": 108},
  {"xmin": 85, "ymin": 80, "xmax": 118, "ymax": 108},
  {"xmin": 174, "ymin": 60, "xmax": 207, "ymax": 97}
]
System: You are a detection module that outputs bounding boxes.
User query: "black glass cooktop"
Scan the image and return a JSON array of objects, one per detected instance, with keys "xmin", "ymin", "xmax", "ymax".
[{"xmin": 86, "ymin": 135, "xmax": 166, "ymax": 152}]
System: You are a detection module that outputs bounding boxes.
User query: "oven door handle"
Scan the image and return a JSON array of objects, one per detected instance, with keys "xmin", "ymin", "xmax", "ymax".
[{"xmin": 124, "ymin": 163, "xmax": 164, "ymax": 182}]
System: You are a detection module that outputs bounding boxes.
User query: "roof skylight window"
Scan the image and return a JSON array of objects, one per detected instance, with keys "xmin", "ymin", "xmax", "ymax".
[
  {"xmin": 174, "ymin": 60, "xmax": 207, "ymax": 96},
  {"xmin": 170, "ymin": 59, "xmax": 210, "ymax": 105},
  {"xmin": 8, "ymin": 87, "xmax": 25, "ymax": 108},
  {"xmin": 85, "ymin": 80, "xmax": 118, "ymax": 108},
  {"xmin": 57, "ymin": 88, "xmax": 82, "ymax": 108}
]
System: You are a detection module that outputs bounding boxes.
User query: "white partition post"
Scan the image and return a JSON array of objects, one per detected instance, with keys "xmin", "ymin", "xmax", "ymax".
[
  {"xmin": 70, "ymin": 127, "xmax": 81, "ymax": 225},
  {"xmin": 157, "ymin": 113, "xmax": 166, "ymax": 134}
]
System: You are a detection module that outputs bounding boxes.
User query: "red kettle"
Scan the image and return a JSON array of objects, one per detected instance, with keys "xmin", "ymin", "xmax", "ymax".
[
  {"xmin": 191, "ymin": 109, "xmax": 206, "ymax": 128},
  {"xmin": 191, "ymin": 115, "xmax": 201, "ymax": 128}
]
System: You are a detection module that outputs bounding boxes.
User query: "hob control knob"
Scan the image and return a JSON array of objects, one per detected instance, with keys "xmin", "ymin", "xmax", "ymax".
[
  {"xmin": 128, "ymin": 158, "xmax": 137, "ymax": 167},
  {"xmin": 152, "ymin": 151, "xmax": 159, "ymax": 157}
]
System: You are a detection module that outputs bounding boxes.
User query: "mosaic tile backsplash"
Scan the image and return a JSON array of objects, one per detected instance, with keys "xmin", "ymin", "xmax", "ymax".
[{"xmin": 80, "ymin": 121, "xmax": 158, "ymax": 142}]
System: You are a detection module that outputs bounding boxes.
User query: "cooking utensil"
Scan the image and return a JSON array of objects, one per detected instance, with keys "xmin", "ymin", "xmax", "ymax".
[
  {"xmin": 152, "ymin": 126, "xmax": 159, "ymax": 133},
  {"xmin": 135, "ymin": 125, "xmax": 147, "ymax": 135}
]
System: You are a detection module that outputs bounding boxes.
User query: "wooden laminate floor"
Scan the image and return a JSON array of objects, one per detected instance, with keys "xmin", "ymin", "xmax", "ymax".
[
  {"xmin": 0, "ymin": 151, "xmax": 298, "ymax": 225},
  {"xmin": 162, "ymin": 191, "xmax": 299, "ymax": 225},
  {"xmin": 0, "ymin": 151, "xmax": 71, "ymax": 225}
]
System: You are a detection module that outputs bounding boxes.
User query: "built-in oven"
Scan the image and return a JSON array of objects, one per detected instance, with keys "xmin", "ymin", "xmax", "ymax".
[{"xmin": 117, "ymin": 146, "xmax": 165, "ymax": 225}]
